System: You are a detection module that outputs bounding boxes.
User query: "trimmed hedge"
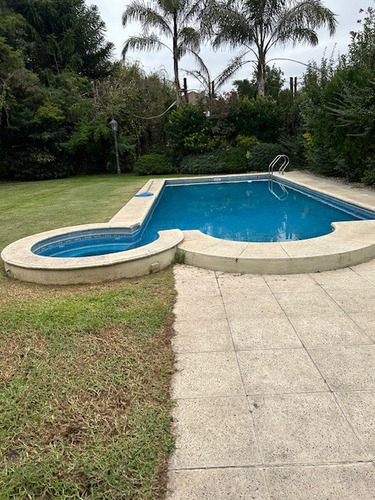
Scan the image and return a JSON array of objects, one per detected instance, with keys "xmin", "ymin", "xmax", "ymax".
[
  {"xmin": 179, "ymin": 148, "xmax": 248, "ymax": 175},
  {"xmin": 248, "ymin": 143, "xmax": 283, "ymax": 172},
  {"xmin": 133, "ymin": 154, "xmax": 175, "ymax": 176}
]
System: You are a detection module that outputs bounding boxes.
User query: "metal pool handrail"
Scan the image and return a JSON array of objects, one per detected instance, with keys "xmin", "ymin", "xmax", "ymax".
[{"xmin": 268, "ymin": 155, "xmax": 290, "ymax": 180}]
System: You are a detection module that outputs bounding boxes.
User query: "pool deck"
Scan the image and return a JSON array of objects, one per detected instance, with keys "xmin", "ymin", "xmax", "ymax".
[
  {"xmin": 167, "ymin": 261, "xmax": 375, "ymax": 499},
  {"xmin": 167, "ymin": 169, "xmax": 375, "ymax": 500}
]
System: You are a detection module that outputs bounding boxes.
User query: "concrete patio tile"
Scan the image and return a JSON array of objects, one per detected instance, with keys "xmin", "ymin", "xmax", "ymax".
[
  {"xmin": 169, "ymin": 397, "xmax": 262, "ymax": 469},
  {"xmin": 311, "ymin": 267, "xmax": 375, "ymax": 289},
  {"xmin": 173, "ymin": 295, "xmax": 226, "ymax": 321},
  {"xmin": 352, "ymin": 268, "xmax": 375, "ymax": 285},
  {"xmin": 335, "ymin": 391, "xmax": 375, "ymax": 456},
  {"xmin": 324, "ymin": 288, "xmax": 375, "ymax": 313},
  {"xmin": 172, "ymin": 352, "xmax": 243, "ymax": 399},
  {"xmin": 351, "ymin": 260, "xmax": 375, "ymax": 271},
  {"xmin": 237, "ymin": 349, "xmax": 327, "ymax": 395},
  {"xmin": 230, "ymin": 314, "xmax": 302, "ymax": 350},
  {"xmin": 172, "ymin": 319, "xmax": 233, "ymax": 353},
  {"xmin": 288, "ymin": 312, "xmax": 372, "ymax": 348},
  {"xmin": 348, "ymin": 312, "xmax": 375, "ymax": 342},
  {"xmin": 167, "ymin": 467, "xmax": 269, "ymax": 500},
  {"xmin": 264, "ymin": 273, "xmax": 318, "ymax": 293},
  {"xmin": 266, "ymin": 463, "xmax": 375, "ymax": 500},
  {"xmin": 223, "ymin": 294, "xmax": 284, "ymax": 318},
  {"xmin": 174, "ymin": 264, "xmax": 217, "ymax": 281},
  {"xmin": 174, "ymin": 267, "xmax": 220, "ymax": 297},
  {"xmin": 250, "ymin": 392, "xmax": 367, "ymax": 465},
  {"xmin": 216, "ymin": 272, "xmax": 269, "ymax": 294},
  {"xmin": 309, "ymin": 345, "xmax": 375, "ymax": 391},
  {"xmin": 274, "ymin": 290, "xmax": 343, "ymax": 316}
]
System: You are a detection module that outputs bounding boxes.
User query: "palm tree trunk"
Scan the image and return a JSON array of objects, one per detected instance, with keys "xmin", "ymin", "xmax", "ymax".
[
  {"xmin": 172, "ymin": 11, "xmax": 181, "ymax": 106},
  {"xmin": 256, "ymin": 51, "xmax": 266, "ymax": 98}
]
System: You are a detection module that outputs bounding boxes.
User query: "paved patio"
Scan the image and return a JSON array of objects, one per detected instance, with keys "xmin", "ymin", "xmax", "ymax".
[{"xmin": 167, "ymin": 262, "xmax": 375, "ymax": 499}]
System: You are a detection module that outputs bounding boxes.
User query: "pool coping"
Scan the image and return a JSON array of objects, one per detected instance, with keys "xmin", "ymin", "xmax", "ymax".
[{"xmin": 2, "ymin": 171, "xmax": 375, "ymax": 283}]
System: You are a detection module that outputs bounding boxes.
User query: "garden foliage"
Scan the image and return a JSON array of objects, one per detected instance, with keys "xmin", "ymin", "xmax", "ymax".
[
  {"xmin": 133, "ymin": 154, "xmax": 175, "ymax": 175},
  {"xmin": 0, "ymin": 0, "xmax": 174, "ymax": 180},
  {"xmin": 297, "ymin": 5, "xmax": 375, "ymax": 183}
]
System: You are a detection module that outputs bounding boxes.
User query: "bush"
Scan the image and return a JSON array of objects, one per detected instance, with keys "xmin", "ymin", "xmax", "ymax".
[
  {"xmin": 133, "ymin": 154, "xmax": 175, "ymax": 176},
  {"xmin": 179, "ymin": 148, "xmax": 248, "ymax": 175},
  {"xmin": 222, "ymin": 147, "xmax": 248, "ymax": 173},
  {"xmin": 248, "ymin": 143, "xmax": 283, "ymax": 172},
  {"xmin": 0, "ymin": 139, "xmax": 75, "ymax": 181},
  {"xmin": 235, "ymin": 135, "xmax": 260, "ymax": 149},
  {"xmin": 165, "ymin": 104, "xmax": 209, "ymax": 165},
  {"xmin": 361, "ymin": 156, "xmax": 375, "ymax": 186},
  {"xmin": 234, "ymin": 97, "xmax": 283, "ymax": 143}
]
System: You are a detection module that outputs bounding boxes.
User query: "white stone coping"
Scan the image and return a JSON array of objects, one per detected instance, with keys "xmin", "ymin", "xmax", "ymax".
[
  {"xmin": 110, "ymin": 178, "xmax": 165, "ymax": 225},
  {"xmin": 178, "ymin": 220, "xmax": 375, "ymax": 273},
  {"xmin": 275, "ymin": 171, "xmax": 375, "ymax": 212},
  {"xmin": 1, "ymin": 223, "xmax": 183, "ymax": 271}
]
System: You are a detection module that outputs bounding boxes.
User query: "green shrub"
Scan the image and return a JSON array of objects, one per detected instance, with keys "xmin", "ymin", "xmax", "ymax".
[
  {"xmin": 248, "ymin": 143, "xmax": 283, "ymax": 172},
  {"xmin": 235, "ymin": 135, "xmax": 260, "ymax": 150},
  {"xmin": 133, "ymin": 154, "xmax": 175, "ymax": 176},
  {"xmin": 165, "ymin": 104, "xmax": 209, "ymax": 165},
  {"xmin": 234, "ymin": 97, "xmax": 283, "ymax": 143},
  {"xmin": 0, "ymin": 141, "xmax": 75, "ymax": 181},
  {"xmin": 179, "ymin": 148, "xmax": 248, "ymax": 175},
  {"xmin": 179, "ymin": 151, "xmax": 222, "ymax": 175},
  {"xmin": 361, "ymin": 156, "xmax": 375, "ymax": 186},
  {"xmin": 222, "ymin": 147, "xmax": 248, "ymax": 173}
]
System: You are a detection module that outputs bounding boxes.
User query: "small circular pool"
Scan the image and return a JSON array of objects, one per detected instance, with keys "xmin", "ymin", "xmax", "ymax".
[{"xmin": 32, "ymin": 228, "xmax": 158, "ymax": 258}]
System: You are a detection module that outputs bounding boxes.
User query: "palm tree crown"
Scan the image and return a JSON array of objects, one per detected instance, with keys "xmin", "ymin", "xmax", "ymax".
[
  {"xmin": 122, "ymin": 0, "xmax": 201, "ymax": 103},
  {"xmin": 203, "ymin": 0, "xmax": 337, "ymax": 97}
]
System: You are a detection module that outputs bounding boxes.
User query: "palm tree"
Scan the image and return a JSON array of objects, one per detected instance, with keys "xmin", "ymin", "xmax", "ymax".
[
  {"xmin": 122, "ymin": 0, "xmax": 201, "ymax": 104},
  {"xmin": 202, "ymin": 0, "xmax": 337, "ymax": 97},
  {"xmin": 182, "ymin": 52, "xmax": 247, "ymax": 108}
]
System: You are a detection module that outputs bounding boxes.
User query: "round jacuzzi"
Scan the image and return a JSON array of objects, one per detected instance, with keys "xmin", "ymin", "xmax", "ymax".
[
  {"xmin": 1, "ymin": 223, "xmax": 184, "ymax": 285},
  {"xmin": 32, "ymin": 227, "xmax": 156, "ymax": 258}
]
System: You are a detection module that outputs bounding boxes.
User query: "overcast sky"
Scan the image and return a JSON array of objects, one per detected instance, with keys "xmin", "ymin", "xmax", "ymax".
[{"xmin": 85, "ymin": 0, "xmax": 374, "ymax": 91}]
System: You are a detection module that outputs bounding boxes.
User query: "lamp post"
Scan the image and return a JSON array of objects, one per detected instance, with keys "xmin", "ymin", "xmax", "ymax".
[{"xmin": 109, "ymin": 118, "xmax": 121, "ymax": 175}]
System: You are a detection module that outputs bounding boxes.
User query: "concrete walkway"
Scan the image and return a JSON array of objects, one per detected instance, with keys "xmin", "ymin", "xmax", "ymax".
[{"xmin": 167, "ymin": 262, "xmax": 375, "ymax": 499}]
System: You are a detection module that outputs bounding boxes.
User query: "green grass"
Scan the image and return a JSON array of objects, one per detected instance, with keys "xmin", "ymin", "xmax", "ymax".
[{"xmin": 0, "ymin": 174, "xmax": 177, "ymax": 499}]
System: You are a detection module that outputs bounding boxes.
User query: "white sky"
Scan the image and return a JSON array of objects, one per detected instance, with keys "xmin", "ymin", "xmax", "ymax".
[{"xmin": 85, "ymin": 0, "xmax": 374, "ymax": 91}]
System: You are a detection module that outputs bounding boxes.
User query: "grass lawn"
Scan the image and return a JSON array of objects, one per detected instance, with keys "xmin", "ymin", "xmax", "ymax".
[{"xmin": 0, "ymin": 175, "xmax": 176, "ymax": 499}]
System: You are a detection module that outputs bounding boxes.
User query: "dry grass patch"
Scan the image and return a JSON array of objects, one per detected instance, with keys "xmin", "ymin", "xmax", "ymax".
[{"xmin": 0, "ymin": 271, "xmax": 176, "ymax": 499}]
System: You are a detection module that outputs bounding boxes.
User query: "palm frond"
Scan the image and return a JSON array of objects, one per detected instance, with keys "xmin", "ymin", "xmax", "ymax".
[
  {"xmin": 122, "ymin": 34, "xmax": 171, "ymax": 58},
  {"xmin": 181, "ymin": 67, "xmax": 208, "ymax": 88},
  {"xmin": 178, "ymin": 27, "xmax": 201, "ymax": 52},
  {"xmin": 215, "ymin": 51, "xmax": 252, "ymax": 88},
  {"xmin": 266, "ymin": 0, "xmax": 336, "ymax": 52},
  {"xmin": 200, "ymin": 0, "xmax": 255, "ymax": 47},
  {"xmin": 122, "ymin": 2, "xmax": 172, "ymax": 37}
]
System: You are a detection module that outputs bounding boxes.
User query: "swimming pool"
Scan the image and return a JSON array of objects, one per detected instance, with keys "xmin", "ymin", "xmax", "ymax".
[
  {"xmin": 32, "ymin": 177, "xmax": 375, "ymax": 258},
  {"xmin": 3, "ymin": 172, "xmax": 375, "ymax": 284},
  {"xmin": 142, "ymin": 178, "xmax": 374, "ymax": 243}
]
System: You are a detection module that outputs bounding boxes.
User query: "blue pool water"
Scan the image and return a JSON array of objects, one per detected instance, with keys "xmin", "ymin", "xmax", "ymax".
[{"xmin": 33, "ymin": 179, "xmax": 375, "ymax": 257}]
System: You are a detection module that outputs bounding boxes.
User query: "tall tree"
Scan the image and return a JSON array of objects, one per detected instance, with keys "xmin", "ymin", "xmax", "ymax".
[
  {"xmin": 5, "ymin": 0, "xmax": 114, "ymax": 79},
  {"xmin": 122, "ymin": 0, "xmax": 201, "ymax": 104},
  {"xmin": 203, "ymin": 0, "xmax": 336, "ymax": 97}
]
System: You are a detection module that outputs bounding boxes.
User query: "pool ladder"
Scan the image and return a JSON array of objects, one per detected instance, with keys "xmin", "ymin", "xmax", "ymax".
[
  {"xmin": 268, "ymin": 155, "xmax": 289, "ymax": 179},
  {"xmin": 268, "ymin": 155, "xmax": 290, "ymax": 200}
]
